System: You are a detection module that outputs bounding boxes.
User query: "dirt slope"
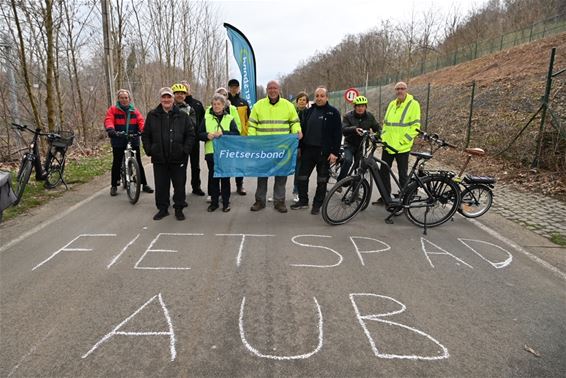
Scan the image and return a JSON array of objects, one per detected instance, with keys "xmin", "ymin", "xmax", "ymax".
[{"xmin": 364, "ymin": 32, "xmax": 566, "ymax": 199}]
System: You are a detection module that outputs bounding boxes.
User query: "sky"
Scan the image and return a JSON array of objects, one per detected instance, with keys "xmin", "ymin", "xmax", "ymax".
[{"xmin": 216, "ymin": 0, "xmax": 489, "ymax": 87}]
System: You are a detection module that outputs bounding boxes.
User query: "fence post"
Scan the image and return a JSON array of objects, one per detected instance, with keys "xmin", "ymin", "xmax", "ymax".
[
  {"xmin": 474, "ymin": 41, "xmax": 478, "ymax": 59},
  {"xmin": 531, "ymin": 48, "xmax": 556, "ymax": 169},
  {"xmin": 529, "ymin": 24, "xmax": 534, "ymax": 42},
  {"xmin": 465, "ymin": 81, "xmax": 476, "ymax": 148},
  {"xmin": 424, "ymin": 83, "xmax": 431, "ymax": 132}
]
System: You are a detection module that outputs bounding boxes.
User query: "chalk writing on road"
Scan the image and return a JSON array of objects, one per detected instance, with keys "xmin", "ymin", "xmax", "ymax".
[
  {"xmin": 31, "ymin": 232, "xmax": 514, "ymax": 272},
  {"xmin": 81, "ymin": 292, "xmax": 447, "ymax": 362}
]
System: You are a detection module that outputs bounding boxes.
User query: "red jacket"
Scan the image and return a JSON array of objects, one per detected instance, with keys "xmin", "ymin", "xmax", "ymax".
[{"xmin": 104, "ymin": 104, "xmax": 144, "ymax": 148}]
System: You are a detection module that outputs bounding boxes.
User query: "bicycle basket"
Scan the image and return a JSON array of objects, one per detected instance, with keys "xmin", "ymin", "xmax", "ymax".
[{"xmin": 49, "ymin": 130, "xmax": 74, "ymax": 149}]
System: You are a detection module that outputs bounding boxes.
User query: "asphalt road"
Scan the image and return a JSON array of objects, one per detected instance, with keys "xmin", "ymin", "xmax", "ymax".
[{"xmin": 1, "ymin": 166, "xmax": 565, "ymax": 377}]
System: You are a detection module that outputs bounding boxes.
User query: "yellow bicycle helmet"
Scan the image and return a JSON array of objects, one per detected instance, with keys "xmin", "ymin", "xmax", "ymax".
[
  {"xmin": 352, "ymin": 95, "xmax": 368, "ymax": 105},
  {"xmin": 171, "ymin": 83, "xmax": 188, "ymax": 93}
]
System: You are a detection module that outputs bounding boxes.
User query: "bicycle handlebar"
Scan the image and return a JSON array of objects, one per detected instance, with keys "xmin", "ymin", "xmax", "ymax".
[
  {"xmin": 11, "ymin": 122, "xmax": 57, "ymax": 138},
  {"xmin": 115, "ymin": 131, "xmax": 142, "ymax": 138},
  {"xmin": 417, "ymin": 129, "xmax": 457, "ymax": 149},
  {"xmin": 360, "ymin": 130, "xmax": 399, "ymax": 154}
]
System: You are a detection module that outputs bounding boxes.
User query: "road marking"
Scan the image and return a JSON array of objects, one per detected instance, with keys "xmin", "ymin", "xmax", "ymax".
[
  {"xmin": 107, "ymin": 233, "xmax": 140, "ymax": 269},
  {"xmin": 82, "ymin": 293, "xmax": 176, "ymax": 361},
  {"xmin": 468, "ymin": 218, "xmax": 566, "ymax": 281},
  {"xmin": 350, "ymin": 293, "xmax": 449, "ymax": 360},
  {"xmin": 0, "ymin": 186, "xmax": 106, "ymax": 254},
  {"xmin": 7, "ymin": 327, "xmax": 55, "ymax": 377},
  {"xmin": 216, "ymin": 234, "xmax": 275, "ymax": 267},
  {"xmin": 289, "ymin": 235, "xmax": 343, "ymax": 268},
  {"xmin": 350, "ymin": 236, "xmax": 391, "ymax": 266},
  {"xmin": 32, "ymin": 234, "xmax": 116, "ymax": 271},
  {"xmin": 239, "ymin": 296, "xmax": 323, "ymax": 360}
]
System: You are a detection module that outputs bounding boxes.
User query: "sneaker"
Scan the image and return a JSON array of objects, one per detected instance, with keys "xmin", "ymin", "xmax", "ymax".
[
  {"xmin": 192, "ymin": 188, "xmax": 205, "ymax": 196},
  {"xmin": 250, "ymin": 201, "xmax": 265, "ymax": 211},
  {"xmin": 290, "ymin": 202, "xmax": 309, "ymax": 210},
  {"xmin": 293, "ymin": 193, "xmax": 299, "ymax": 202},
  {"xmin": 206, "ymin": 196, "xmax": 212, "ymax": 203},
  {"xmin": 274, "ymin": 201, "xmax": 288, "ymax": 213},
  {"xmin": 236, "ymin": 187, "xmax": 247, "ymax": 196},
  {"xmin": 175, "ymin": 208, "xmax": 185, "ymax": 220},
  {"xmin": 142, "ymin": 185, "xmax": 154, "ymax": 193},
  {"xmin": 207, "ymin": 204, "xmax": 219, "ymax": 212},
  {"xmin": 267, "ymin": 197, "xmax": 273, "ymax": 202},
  {"xmin": 110, "ymin": 186, "xmax": 118, "ymax": 196},
  {"xmin": 222, "ymin": 206, "xmax": 231, "ymax": 213},
  {"xmin": 311, "ymin": 206, "xmax": 320, "ymax": 215},
  {"xmin": 153, "ymin": 209, "xmax": 169, "ymax": 220},
  {"xmin": 372, "ymin": 197, "xmax": 384, "ymax": 206}
]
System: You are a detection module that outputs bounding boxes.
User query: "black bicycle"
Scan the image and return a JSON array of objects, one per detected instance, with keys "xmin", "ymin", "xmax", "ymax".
[
  {"xmin": 417, "ymin": 131, "xmax": 496, "ymax": 218},
  {"xmin": 11, "ymin": 123, "xmax": 74, "ymax": 205},
  {"xmin": 116, "ymin": 131, "xmax": 141, "ymax": 204},
  {"xmin": 322, "ymin": 131, "xmax": 461, "ymax": 233}
]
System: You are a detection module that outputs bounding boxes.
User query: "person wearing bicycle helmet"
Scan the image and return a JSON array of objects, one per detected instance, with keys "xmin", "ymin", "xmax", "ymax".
[
  {"xmin": 179, "ymin": 81, "xmax": 206, "ymax": 197},
  {"xmin": 374, "ymin": 81, "xmax": 420, "ymax": 205},
  {"xmin": 337, "ymin": 95, "xmax": 380, "ymax": 183},
  {"xmin": 172, "ymin": 83, "xmax": 203, "ymax": 200},
  {"xmin": 104, "ymin": 89, "xmax": 153, "ymax": 197}
]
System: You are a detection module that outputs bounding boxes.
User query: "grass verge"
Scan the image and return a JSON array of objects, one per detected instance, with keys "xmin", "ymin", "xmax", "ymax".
[
  {"xmin": 2, "ymin": 146, "xmax": 112, "ymax": 222},
  {"xmin": 550, "ymin": 233, "xmax": 566, "ymax": 247}
]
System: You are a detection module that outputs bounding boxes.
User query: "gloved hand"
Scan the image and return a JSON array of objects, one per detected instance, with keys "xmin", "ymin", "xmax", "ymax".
[{"xmin": 107, "ymin": 129, "xmax": 117, "ymax": 138}]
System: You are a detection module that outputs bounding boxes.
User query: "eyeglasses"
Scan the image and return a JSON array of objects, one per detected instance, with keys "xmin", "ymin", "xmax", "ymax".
[{"xmin": 395, "ymin": 87, "xmax": 407, "ymax": 91}]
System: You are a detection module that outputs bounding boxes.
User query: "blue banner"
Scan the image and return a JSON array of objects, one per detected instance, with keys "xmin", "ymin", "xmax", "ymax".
[
  {"xmin": 224, "ymin": 23, "xmax": 257, "ymax": 107},
  {"xmin": 213, "ymin": 135, "xmax": 298, "ymax": 177}
]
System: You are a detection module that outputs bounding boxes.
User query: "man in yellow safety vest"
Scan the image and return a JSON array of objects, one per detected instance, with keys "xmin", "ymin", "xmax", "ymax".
[
  {"xmin": 248, "ymin": 80, "xmax": 302, "ymax": 213},
  {"xmin": 375, "ymin": 81, "xmax": 421, "ymax": 205}
]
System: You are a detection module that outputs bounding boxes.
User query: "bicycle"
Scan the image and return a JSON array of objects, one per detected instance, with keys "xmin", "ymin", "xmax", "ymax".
[
  {"xmin": 116, "ymin": 131, "xmax": 142, "ymax": 204},
  {"xmin": 11, "ymin": 122, "xmax": 74, "ymax": 205},
  {"xmin": 321, "ymin": 130, "xmax": 461, "ymax": 234},
  {"xmin": 417, "ymin": 131, "xmax": 495, "ymax": 218}
]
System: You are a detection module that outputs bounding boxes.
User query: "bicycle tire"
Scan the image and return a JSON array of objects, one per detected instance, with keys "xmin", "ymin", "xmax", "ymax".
[
  {"xmin": 322, "ymin": 176, "xmax": 369, "ymax": 225},
  {"xmin": 403, "ymin": 175, "xmax": 460, "ymax": 228},
  {"xmin": 14, "ymin": 158, "xmax": 33, "ymax": 205},
  {"xmin": 126, "ymin": 157, "xmax": 141, "ymax": 204},
  {"xmin": 458, "ymin": 184, "xmax": 493, "ymax": 218},
  {"xmin": 44, "ymin": 149, "xmax": 64, "ymax": 189},
  {"xmin": 360, "ymin": 171, "xmax": 373, "ymax": 211}
]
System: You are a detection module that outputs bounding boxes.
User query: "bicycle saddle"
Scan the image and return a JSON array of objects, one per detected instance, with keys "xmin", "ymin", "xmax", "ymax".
[{"xmin": 464, "ymin": 148, "xmax": 485, "ymax": 156}]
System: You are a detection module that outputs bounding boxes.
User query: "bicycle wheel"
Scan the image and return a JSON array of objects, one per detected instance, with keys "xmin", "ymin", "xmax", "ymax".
[
  {"xmin": 44, "ymin": 149, "xmax": 64, "ymax": 189},
  {"xmin": 403, "ymin": 175, "xmax": 460, "ymax": 228},
  {"xmin": 458, "ymin": 184, "xmax": 493, "ymax": 218},
  {"xmin": 14, "ymin": 158, "xmax": 33, "ymax": 205},
  {"xmin": 322, "ymin": 176, "xmax": 369, "ymax": 225},
  {"xmin": 120, "ymin": 157, "xmax": 127, "ymax": 189},
  {"xmin": 126, "ymin": 157, "xmax": 141, "ymax": 204},
  {"xmin": 360, "ymin": 170, "xmax": 373, "ymax": 211}
]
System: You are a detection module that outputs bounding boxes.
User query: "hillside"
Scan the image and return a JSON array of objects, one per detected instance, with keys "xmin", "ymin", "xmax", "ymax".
[{"xmin": 360, "ymin": 32, "xmax": 566, "ymax": 199}]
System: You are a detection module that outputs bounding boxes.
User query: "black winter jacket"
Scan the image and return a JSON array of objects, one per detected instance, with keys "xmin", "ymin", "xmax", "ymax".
[
  {"xmin": 342, "ymin": 110, "xmax": 380, "ymax": 148},
  {"xmin": 142, "ymin": 104, "xmax": 195, "ymax": 165},
  {"xmin": 299, "ymin": 102, "xmax": 342, "ymax": 157}
]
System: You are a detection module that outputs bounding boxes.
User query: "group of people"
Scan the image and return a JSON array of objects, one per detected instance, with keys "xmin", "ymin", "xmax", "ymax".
[{"xmin": 103, "ymin": 79, "xmax": 420, "ymax": 220}]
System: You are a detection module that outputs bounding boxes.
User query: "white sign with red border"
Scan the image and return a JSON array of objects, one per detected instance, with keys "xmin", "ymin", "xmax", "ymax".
[{"xmin": 344, "ymin": 87, "xmax": 360, "ymax": 103}]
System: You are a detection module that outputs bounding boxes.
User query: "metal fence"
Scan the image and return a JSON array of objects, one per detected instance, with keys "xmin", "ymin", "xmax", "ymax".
[{"xmin": 335, "ymin": 14, "xmax": 566, "ymax": 90}]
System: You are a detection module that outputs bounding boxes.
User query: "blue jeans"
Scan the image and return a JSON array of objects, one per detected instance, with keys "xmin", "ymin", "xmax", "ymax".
[{"xmin": 336, "ymin": 145, "xmax": 356, "ymax": 183}]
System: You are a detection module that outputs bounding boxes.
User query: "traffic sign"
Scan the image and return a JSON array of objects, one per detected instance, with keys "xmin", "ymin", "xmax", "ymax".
[{"xmin": 344, "ymin": 87, "xmax": 360, "ymax": 103}]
